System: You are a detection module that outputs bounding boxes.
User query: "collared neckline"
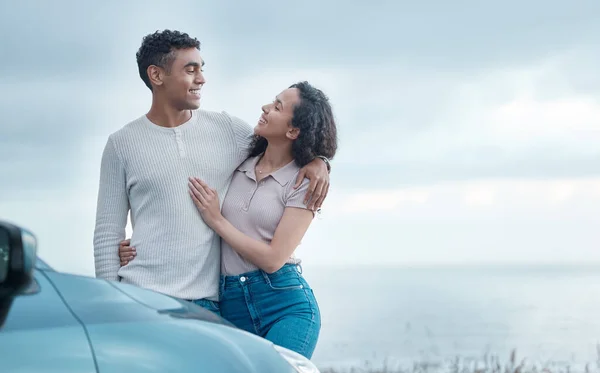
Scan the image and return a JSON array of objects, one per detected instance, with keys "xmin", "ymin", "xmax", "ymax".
[{"xmin": 237, "ymin": 154, "xmax": 299, "ymax": 186}]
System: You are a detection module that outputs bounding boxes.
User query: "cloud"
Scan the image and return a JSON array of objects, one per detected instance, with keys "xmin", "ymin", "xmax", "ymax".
[
  {"xmin": 328, "ymin": 177, "xmax": 600, "ymax": 214},
  {"xmin": 297, "ymin": 177, "xmax": 600, "ymax": 267},
  {"xmin": 318, "ymin": 49, "xmax": 600, "ymax": 188},
  {"xmin": 463, "ymin": 184, "xmax": 496, "ymax": 207},
  {"xmin": 486, "ymin": 95, "xmax": 600, "ymax": 141},
  {"xmin": 2, "ymin": 0, "xmax": 599, "ymax": 79},
  {"xmin": 337, "ymin": 189, "xmax": 431, "ymax": 214},
  {"xmin": 204, "ymin": 0, "xmax": 600, "ymax": 72},
  {"xmin": 0, "ymin": 77, "xmax": 150, "ymax": 196}
]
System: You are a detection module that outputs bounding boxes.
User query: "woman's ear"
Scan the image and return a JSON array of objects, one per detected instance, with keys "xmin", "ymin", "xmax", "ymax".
[{"xmin": 286, "ymin": 127, "xmax": 300, "ymax": 140}]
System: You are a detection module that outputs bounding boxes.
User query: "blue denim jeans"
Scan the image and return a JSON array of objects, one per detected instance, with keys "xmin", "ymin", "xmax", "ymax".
[
  {"xmin": 219, "ymin": 264, "xmax": 321, "ymax": 359},
  {"xmin": 191, "ymin": 298, "xmax": 221, "ymax": 316}
]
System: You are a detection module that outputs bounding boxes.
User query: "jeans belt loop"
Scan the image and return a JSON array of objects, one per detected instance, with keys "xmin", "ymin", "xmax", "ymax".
[{"xmin": 261, "ymin": 270, "xmax": 271, "ymax": 285}]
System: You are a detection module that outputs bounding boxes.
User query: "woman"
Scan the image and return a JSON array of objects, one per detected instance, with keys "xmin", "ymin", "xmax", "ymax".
[{"xmin": 119, "ymin": 81, "xmax": 338, "ymax": 359}]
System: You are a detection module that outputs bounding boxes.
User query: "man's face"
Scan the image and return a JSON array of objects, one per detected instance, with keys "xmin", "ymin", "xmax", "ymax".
[{"xmin": 161, "ymin": 48, "xmax": 205, "ymax": 110}]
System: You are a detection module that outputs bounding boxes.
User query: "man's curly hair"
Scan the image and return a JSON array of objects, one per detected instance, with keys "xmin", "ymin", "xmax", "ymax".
[
  {"xmin": 249, "ymin": 81, "xmax": 338, "ymax": 167},
  {"xmin": 136, "ymin": 30, "xmax": 201, "ymax": 91}
]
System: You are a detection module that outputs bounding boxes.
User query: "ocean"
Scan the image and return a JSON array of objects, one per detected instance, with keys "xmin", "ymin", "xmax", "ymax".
[{"xmin": 302, "ymin": 265, "xmax": 600, "ymax": 371}]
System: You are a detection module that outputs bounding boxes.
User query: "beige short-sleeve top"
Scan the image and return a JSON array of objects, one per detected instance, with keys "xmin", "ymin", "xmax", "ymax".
[{"xmin": 220, "ymin": 154, "xmax": 312, "ymax": 276}]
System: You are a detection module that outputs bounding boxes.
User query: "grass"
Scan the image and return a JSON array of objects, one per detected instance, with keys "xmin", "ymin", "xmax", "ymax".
[{"xmin": 319, "ymin": 346, "xmax": 600, "ymax": 373}]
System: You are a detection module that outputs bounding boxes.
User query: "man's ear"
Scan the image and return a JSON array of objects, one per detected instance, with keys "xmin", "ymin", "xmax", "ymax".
[
  {"xmin": 147, "ymin": 65, "xmax": 165, "ymax": 88},
  {"xmin": 286, "ymin": 127, "xmax": 300, "ymax": 140}
]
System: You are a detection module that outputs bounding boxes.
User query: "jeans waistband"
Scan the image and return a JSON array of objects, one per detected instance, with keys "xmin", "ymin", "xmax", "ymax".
[{"xmin": 220, "ymin": 263, "xmax": 303, "ymax": 289}]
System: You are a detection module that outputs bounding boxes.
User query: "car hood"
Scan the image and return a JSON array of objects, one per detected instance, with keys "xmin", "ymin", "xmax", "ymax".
[
  {"xmin": 42, "ymin": 270, "xmax": 296, "ymax": 372},
  {"xmin": 42, "ymin": 270, "xmax": 232, "ymax": 327}
]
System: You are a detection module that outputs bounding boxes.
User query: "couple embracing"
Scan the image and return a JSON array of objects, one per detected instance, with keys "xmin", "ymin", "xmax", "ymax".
[{"xmin": 93, "ymin": 29, "xmax": 338, "ymax": 359}]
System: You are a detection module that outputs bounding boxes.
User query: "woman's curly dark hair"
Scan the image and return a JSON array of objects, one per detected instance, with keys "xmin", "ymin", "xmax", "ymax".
[
  {"xmin": 135, "ymin": 29, "xmax": 201, "ymax": 91},
  {"xmin": 248, "ymin": 81, "xmax": 338, "ymax": 167}
]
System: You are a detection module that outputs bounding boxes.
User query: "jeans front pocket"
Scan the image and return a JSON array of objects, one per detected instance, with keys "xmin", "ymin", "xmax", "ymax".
[
  {"xmin": 264, "ymin": 269, "xmax": 304, "ymax": 291},
  {"xmin": 192, "ymin": 299, "xmax": 221, "ymax": 316}
]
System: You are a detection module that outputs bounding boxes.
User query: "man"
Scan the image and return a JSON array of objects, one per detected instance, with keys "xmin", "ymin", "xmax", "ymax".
[{"xmin": 93, "ymin": 30, "xmax": 330, "ymax": 313}]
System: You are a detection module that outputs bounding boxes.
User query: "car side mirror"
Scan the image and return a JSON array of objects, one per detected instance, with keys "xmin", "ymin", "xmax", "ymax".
[{"xmin": 0, "ymin": 221, "xmax": 38, "ymax": 328}]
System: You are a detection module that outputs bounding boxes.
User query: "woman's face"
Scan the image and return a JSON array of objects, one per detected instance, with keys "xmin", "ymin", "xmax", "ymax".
[{"xmin": 254, "ymin": 88, "xmax": 300, "ymax": 141}]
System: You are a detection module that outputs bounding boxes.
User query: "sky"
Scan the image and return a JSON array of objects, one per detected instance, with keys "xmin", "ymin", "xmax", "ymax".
[{"xmin": 0, "ymin": 0, "xmax": 599, "ymax": 276}]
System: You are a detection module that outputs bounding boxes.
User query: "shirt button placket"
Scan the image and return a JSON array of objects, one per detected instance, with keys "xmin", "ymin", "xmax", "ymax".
[{"xmin": 174, "ymin": 128, "xmax": 185, "ymax": 158}]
